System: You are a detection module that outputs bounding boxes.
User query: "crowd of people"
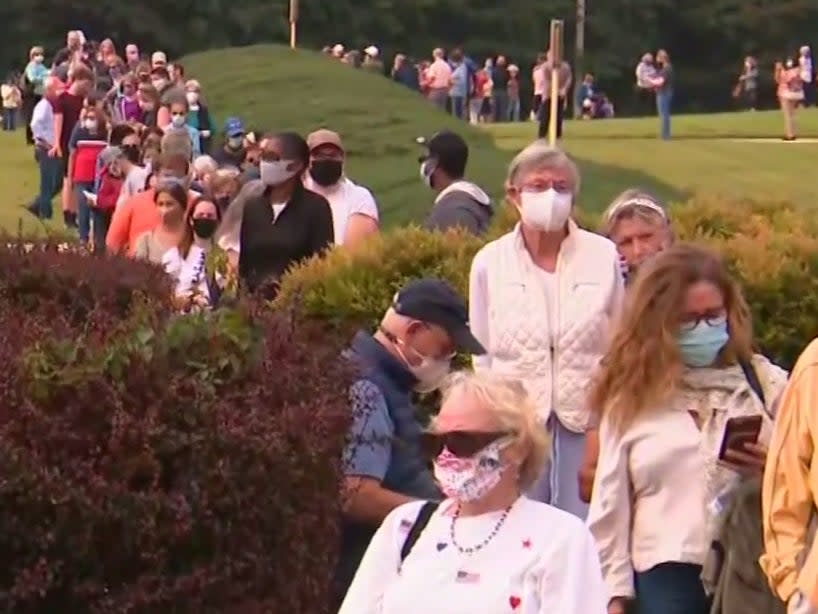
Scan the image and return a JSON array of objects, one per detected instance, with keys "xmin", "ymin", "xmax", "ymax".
[{"xmin": 6, "ymin": 29, "xmax": 818, "ymax": 614}]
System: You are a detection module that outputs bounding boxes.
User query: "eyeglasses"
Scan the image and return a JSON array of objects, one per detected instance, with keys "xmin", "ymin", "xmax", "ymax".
[
  {"xmin": 518, "ymin": 181, "xmax": 572, "ymax": 194},
  {"xmin": 679, "ymin": 313, "xmax": 727, "ymax": 332},
  {"xmin": 420, "ymin": 430, "xmax": 511, "ymax": 459}
]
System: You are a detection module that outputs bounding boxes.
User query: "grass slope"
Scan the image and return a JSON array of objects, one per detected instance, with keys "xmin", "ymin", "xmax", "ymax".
[
  {"xmin": 184, "ymin": 45, "xmax": 509, "ymax": 227},
  {"xmin": 489, "ymin": 110, "xmax": 818, "ymax": 211}
]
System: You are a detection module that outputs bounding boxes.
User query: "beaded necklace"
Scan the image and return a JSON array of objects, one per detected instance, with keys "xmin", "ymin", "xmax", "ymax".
[{"xmin": 449, "ymin": 499, "xmax": 517, "ymax": 555}]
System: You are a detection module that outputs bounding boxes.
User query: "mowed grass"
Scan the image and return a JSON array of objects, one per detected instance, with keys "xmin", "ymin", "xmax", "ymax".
[
  {"xmin": 489, "ymin": 109, "xmax": 818, "ymax": 211},
  {"xmin": 3, "ymin": 43, "xmax": 818, "ymax": 235}
]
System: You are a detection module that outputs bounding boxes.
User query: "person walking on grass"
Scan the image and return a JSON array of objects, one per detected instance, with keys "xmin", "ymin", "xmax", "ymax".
[
  {"xmin": 776, "ymin": 58, "xmax": 804, "ymax": 142},
  {"xmin": 1, "ymin": 75, "xmax": 21, "ymax": 131},
  {"xmin": 649, "ymin": 49, "xmax": 674, "ymax": 141}
]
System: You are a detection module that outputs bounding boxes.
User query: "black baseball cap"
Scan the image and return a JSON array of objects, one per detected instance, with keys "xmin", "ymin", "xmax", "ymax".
[
  {"xmin": 416, "ymin": 131, "xmax": 469, "ymax": 177},
  {"xmin": 393, "ymin": 278, "xmax": 485, "ymax": 355}
]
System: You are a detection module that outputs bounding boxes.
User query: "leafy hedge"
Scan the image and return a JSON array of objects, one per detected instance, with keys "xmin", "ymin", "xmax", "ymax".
[
  {"xmin": 0, "ymin": 244, "xmax": 351, "ymax": 612},
  {"xmin": 280, "ymin": 195, "xmax": 817, "ymax": 369}
]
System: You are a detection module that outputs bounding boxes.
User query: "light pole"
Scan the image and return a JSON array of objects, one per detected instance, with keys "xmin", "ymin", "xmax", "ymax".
[
  {"xmin": 289, "ymin": 0, "xmax": 299, "ymax": 49},
  {"xmin": 574, "ymin": 0, "xmax": 585, "ymax": 118}
]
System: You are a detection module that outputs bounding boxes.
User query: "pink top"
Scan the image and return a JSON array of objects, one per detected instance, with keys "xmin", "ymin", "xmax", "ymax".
[{"xmin": 427, "ymin": 59, "xmax": 453, "ymax": 89}]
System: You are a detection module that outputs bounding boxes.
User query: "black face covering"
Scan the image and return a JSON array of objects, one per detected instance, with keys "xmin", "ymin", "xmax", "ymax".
[
  {"xmin": 309, "ymin": 159, "xmax": 343, "ymax": 187},
  {"xmin": 121, "ymin": 144, "xmax": 140, "ymax": 164},
  {"xmin": 192, "ymin": 218, "xmax": 218, "ymax": 240}
]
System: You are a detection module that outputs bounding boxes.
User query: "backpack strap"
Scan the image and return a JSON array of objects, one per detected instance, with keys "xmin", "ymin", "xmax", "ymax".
[
  {"xmin": 400, "ymin": 501, "xmax": 439, "ymax": 563},
  {"xmin": 739, "ymin": 358, "xmax": 767, "ymax": 407}
]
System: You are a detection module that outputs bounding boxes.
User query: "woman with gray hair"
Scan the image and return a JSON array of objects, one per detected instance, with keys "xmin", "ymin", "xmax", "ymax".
[
  {"xmin": 468, "ymin": 140, "xmax": 624, "ymax": 519},
  {"xmin": 601, "ymin": 188, "xmax": 673, "ymax": 283},
  {"xmin": 340, "ymin": 370, "xmax": 607, "ymax": 614}
]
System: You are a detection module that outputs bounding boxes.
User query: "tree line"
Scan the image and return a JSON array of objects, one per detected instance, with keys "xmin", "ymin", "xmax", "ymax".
[{"xmin": 3, "ymin": 0, "xmax": 817, "ymax": 115}]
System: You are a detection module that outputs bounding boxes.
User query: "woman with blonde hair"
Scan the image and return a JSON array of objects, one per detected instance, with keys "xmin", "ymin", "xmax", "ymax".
[
  {"xmin": 586, "ymin": 244, "xmax": 788, "ymax": 614},
  {"xmin": 469, "ymin": 141, "xmax": 624, "ymax": 519},
  {"xmin": 776, "ymin": 57, "xmax": 804, "ymax": 141},
  {"xmin": 601, "ymin": 188, "xmax": 673, "ymax": 283},
  {"xmin": 341, "ymin": 370, "xmax": 607, "ymax": 614}
]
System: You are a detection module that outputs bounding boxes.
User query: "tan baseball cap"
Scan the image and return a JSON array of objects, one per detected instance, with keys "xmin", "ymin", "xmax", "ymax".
[{"xmin": 307, "ymin": 129, "xmax": 344, "ymax": 152}]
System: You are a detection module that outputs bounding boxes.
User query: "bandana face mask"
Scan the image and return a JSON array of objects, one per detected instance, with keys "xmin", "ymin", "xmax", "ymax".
[{"xmin": 433, "ymin": 439, "xmax": 510, "ymax": 501}]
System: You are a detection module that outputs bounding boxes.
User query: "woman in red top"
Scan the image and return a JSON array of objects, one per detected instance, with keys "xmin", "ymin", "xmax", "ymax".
[{"xmin": 68, "ymin": 104, "xmax": 108, "ymax": 246}]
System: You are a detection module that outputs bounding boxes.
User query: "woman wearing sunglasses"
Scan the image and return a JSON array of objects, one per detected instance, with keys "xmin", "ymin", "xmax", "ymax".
[
  {"xmin": 586, "ymin": 245, "xmax": 787, "ymax": 614},
  {"xmin": 340, "ymin": 370, "xmax": 608, "ymax": 614}
]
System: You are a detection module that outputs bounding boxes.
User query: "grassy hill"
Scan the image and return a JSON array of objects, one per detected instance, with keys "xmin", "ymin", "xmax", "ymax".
[{"xmin": 184, "ymin": 45, "xmax": 510, "ymax": 227}]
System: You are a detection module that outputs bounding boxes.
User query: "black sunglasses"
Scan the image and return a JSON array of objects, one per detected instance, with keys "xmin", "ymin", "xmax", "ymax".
[{"xmin": 420, "ymin": 430, "xmax": 510, "ymax": 459}]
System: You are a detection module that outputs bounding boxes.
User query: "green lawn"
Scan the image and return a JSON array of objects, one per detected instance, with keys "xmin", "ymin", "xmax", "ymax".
[{"xmin": 3, "ymin": 44, "xmax": 818, "ymax": 235}]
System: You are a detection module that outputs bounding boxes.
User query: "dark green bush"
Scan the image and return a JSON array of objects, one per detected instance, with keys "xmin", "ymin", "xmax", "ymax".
[{"xmin": 0, "ymin": 246, "xmax": 351, "ymax": 613}]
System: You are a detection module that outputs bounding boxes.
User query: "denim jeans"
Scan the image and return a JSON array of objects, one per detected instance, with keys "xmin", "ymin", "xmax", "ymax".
[
  {"xmin": 492, "ymin": 92, "xmax": 509, "ymax": 123},
  {"xmin": 635, "ymin": 562, "xmax": 710, "ymax": 614},
  {"xmin": 450, "ymin": 96, "xmax": 466, "ymax": 120},
  {"xmin": 34, "ymin": 147, "xmax": 62, "ymax": 219},
  {"xmin": 2, "ymin": 108, "xmax": 16, "ymax": 131},
  {"xmin": 74, "ymin": 181, "xmax": 96, "ymax": 244},
  {"xmin": 527, "ymin": 414, "xmax": 589, "ymax": 520},
  {"xmin": 91, "ymin": 208, "xmax": 113, "ymax": 253},
  {"xmin": 508, "ymin": 98, "xmax": 521, "ymax": 122},
  {"xmin": 656, "ymin": 90, "xmax": 673, "ymax": 140}
]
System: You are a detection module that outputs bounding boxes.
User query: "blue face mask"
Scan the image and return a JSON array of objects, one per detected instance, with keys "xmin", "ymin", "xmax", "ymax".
[{"xmin": 677, "ymin": 317, "xmax": 729, "ymax": 367}]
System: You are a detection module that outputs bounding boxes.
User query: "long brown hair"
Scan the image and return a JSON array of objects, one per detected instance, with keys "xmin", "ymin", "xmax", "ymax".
[{"xmin": 588, "ymin": 243, "xmax": 753, "ymax": 434}]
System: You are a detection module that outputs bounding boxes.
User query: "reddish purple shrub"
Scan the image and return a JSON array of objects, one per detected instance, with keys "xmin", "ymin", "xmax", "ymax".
[{"xmin": 0, "ymin": 249, "xmax": 351, "ymax": 613}]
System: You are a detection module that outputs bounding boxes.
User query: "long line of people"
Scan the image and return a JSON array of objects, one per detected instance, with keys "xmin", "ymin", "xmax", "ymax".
[{"xmin": 13, "ymin": 30, "xmax": 818, "ymax": 614}]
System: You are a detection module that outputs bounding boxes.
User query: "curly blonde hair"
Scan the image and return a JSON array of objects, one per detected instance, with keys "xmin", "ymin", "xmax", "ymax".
[{"xmin": 588, "ymin": 243, "xmax": 754, "ymax": 434}]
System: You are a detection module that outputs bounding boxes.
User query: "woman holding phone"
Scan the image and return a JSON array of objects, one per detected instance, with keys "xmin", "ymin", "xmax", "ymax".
[{"xmin": 585, "ymin": 244, "xmax": 788, "ymax": 614}]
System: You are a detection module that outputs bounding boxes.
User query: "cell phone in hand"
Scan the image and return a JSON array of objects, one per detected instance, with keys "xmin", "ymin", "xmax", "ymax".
[
  {"xmin": 718, "ymin": 415, "xmax": 763, "ymax": 461},
  {"xmin": 82, "ymin": 191, "xmax": 98, "ymax": 207}
]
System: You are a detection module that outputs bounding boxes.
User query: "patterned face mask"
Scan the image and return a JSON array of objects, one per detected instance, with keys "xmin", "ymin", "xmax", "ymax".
[{"xmin": 433, "ymin": 439, "xmax": 509, "ymax": 502}]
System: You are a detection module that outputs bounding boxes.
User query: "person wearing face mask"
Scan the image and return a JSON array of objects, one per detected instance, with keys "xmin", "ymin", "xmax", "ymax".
[
  {"xmin": 67, "ymin": 104, "xmax": 107, "ymax": 246},
  {"xmin": 231, "ymin": 131, "xmax": 333, "ymax": 298},
  {"xmin": 184, "ymin": 80, "xmax": 214, "ymax": 154},
  {"xmin": 207, "ymin": 169, "xmax": 240, "ymax": 214},
  {"xmin": 303, "ymin": 129, "xmax": 379, "ymax": 248},
  {"xmin": 163, "ymin": 95, "xmax": 201, "ymax": 157},
  {"xmin": 22, "ymin": 46, "xmax": 50, "ymax": 145},
  {"xmin": 418, "ymin": 130, "xmax": 493, "ymax": 236},
  {"xmin": 468, "ymin": 141, "xmax": 624, "ymax": 520},
  {"xmin": 586, "ymin": 244, "xmax": 787, "ymax": 614},
  {"xmin": 113, "ymin": 129, "xmax": 149, "ymax": 208},
  {"xmin": 213, "ymin": 117, "xmax": 248, "ymax": 170},
  {"xmin": 107, "ymin": 152, "xmax": 199, "ymax": 256},
  {"xmin": 333, "ymin": 279, "xmax": 487, "ymax": 607},
  {"xmin": 161, "ymin": 198, "xmax": 223, "ymax": 312},
  {"xmin": 340, "ymin": 369, "xmax": 608, "ymax": 614}
]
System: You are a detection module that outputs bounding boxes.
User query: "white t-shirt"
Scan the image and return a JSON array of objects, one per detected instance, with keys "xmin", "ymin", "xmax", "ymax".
[
  {"xmin": 340, "ymin": 497, "xmax": 608, "ymax": 614},
  {"xmin": 303, "ymin": 176, "xmax": 378, "ymax": 245},
  {"xmin": 162, "ymin": 244, "xmax": 210, "ymax": 302}
]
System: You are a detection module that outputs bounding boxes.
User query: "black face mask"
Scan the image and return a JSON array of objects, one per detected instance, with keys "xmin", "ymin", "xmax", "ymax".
[
  {"xmin": 121, "ymin": 144, "xmax": 140, "ymax": 164},
  {"xmin": 309, "ymin": 159, "xmax": 343, "ymax": 187},
  {"xmin": 192, "ymin": 218, "xmax": 218, "ymax": 239}
]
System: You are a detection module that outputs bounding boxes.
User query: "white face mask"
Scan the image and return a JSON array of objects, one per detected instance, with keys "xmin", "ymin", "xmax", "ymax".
[
  {"xmin": 171, "ymin": 114, "xmax": 186, "ymax": 128},
  {"xmin": 420, "ymin": 159, "xmax": 436, "ymax": 188},
  {"xmin": 395, "ymin": 336, "xmax": 451, "ymax": 393},
  {"xmin": 434, "ymin": 440, "xmax": 509, "ymax": 501},
  {"xmin": 84, "ymin": 119, "xmax": 98, "ymax": 131},
  {"xmin": 259, "ymin": 160, "xmax": 298, "ymax": 186},
  {"xmin": 518, "ymin": 188, "xmax": 573, "ymax": 232}
]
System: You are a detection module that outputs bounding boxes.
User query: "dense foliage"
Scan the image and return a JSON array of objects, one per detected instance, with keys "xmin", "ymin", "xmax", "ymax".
[
  {"xmin": 0, "ymin": 244, "xmax": 351, "ymax": 612},
  {"xmin": 4, "ymin": 0, "xmax": 818, "ymax": 114},
  {"xmin": 281, "ymin": 195, "xmax": 818, "ymax": 369}
]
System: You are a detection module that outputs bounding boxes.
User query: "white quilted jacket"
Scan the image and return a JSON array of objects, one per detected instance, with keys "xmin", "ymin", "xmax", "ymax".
[{"xmin": 468, "ymin": 221, "xmax": 625, "ymax": 432}]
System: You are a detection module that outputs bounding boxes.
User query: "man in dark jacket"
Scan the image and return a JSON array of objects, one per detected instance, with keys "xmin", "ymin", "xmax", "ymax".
[{"xmin": 418, "ymin": 130, "xmax": 493, "ymax": 235}]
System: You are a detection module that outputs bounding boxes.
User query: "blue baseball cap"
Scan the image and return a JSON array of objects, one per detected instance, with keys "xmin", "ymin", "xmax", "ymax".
[{"xmin": 224, "ymin": 117, "xmax": 245, "ymax": 138}]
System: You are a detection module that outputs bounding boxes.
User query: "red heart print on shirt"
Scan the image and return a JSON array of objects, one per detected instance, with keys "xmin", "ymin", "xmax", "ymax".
[{"xmin": 509, "ymin": 595, "xmax": 521, "ymax": 609}]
